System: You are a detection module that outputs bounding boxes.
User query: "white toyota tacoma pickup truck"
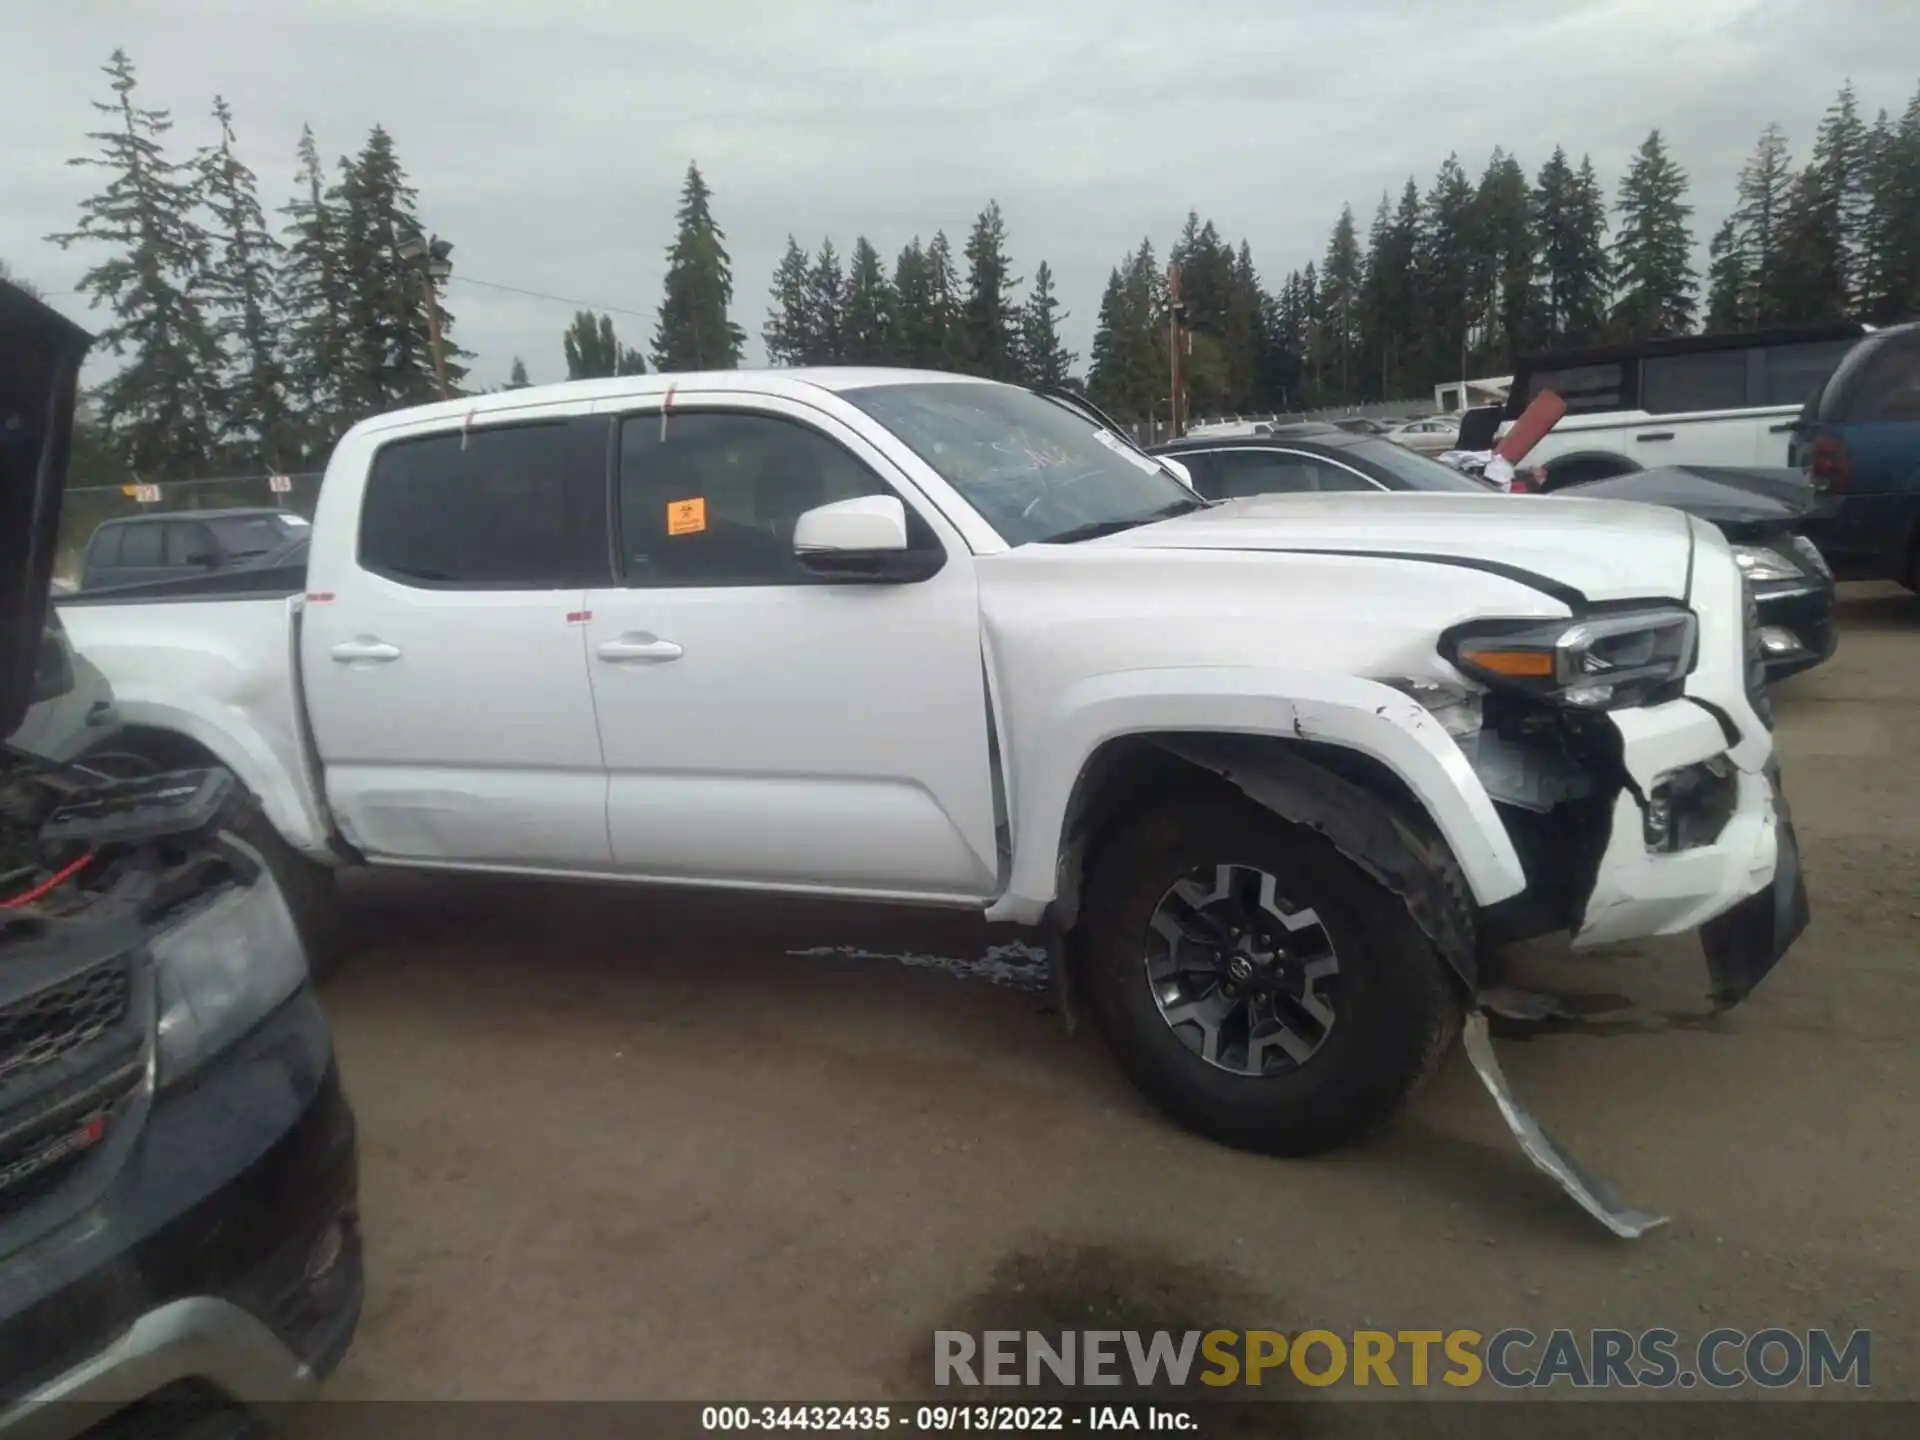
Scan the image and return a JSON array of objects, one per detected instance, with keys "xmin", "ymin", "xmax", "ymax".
[{"xmin": 56, "ymin": 369, "xmax": 1807, "ymax": 1206}]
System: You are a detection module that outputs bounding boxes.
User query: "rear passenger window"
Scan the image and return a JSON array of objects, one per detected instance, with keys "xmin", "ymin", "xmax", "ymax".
[
  {"xmin": 1525, "ymin": 363, "xmax": 1626, "ymax": 415},
  {"xmin": 1761, "ymin": 340, "xmax": 1856, "ymax": 407},
  {"xmin": 89, "ymin": 527, "xmax": 123, "ymax": 566},
  {"xmin": 119, "ymin": 524, "xmax": 162, "ymax": 567},
  {"xmin": 164, "ymin": 522, "xmax": 216, "ymax": 565},
  {"xmin": 1641, "ymin": 350, "xmax": 1748, "ymax": 414},
  {"xmin": 360, "ymin": 420, "xmax": 610, "ymax": 587},
  {"xmin": 1841, "ymin": 332, "xmax": 1920, "ymax": 422},
  {"xmin": 616, "ymin": 411, "xmax": 928, "ymax": 587}
]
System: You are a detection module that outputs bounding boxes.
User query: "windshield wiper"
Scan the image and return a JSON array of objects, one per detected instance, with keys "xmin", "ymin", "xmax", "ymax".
[{"xmin": 1042, "ymin": 497, "xmax": 1206, "ymax": 545}]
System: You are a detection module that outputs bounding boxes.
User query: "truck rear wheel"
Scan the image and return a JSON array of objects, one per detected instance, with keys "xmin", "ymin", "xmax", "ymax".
[{"xmin": 1080, "ymin": 794, "xmax": 1460, "ymax": 1156}]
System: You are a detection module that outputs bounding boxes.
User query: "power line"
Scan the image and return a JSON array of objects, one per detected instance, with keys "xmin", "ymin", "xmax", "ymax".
[{"xmin": 445, "ymin": 273, "xmax": 653, "ymax": 321}]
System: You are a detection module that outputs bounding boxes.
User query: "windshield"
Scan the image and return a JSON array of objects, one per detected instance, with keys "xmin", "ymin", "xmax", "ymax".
[
  {"xmin": 844, "ymin": 382, "xmax": 1203, "ymax": 545},
  {"xmin": 1342, "ymin": 438, "xmax": 1493, "ymax": 492}
]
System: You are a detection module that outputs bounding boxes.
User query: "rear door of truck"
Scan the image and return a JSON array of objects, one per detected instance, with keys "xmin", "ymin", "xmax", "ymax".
[{"xmin": 299, "ymin": 412, "xmax": 615, "ymax": 871}]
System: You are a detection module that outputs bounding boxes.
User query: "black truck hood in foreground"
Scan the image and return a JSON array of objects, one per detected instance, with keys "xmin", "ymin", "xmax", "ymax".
[
  {"xmin": 1, "ymin": 281, "xmax": 91, "ymax": 739},
  {"xmin": 1559, "ymin": 465, "xmax": 1815, "ymax": 538}
]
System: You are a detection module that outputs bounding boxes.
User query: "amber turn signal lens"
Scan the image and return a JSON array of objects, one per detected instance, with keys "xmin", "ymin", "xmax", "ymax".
[{"xmin": 1457, "ymin": 646, "xmax": 1555, "ymax": 678}]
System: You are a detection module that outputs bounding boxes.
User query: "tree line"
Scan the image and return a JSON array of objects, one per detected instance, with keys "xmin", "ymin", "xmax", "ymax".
[
  {"xmin": 1086, "ymin": 80, "xmax": 1920, "ymax": 422},
  {"xmin": 29, "ymin": 51, "xmax": 1920, "ymax": 481}
]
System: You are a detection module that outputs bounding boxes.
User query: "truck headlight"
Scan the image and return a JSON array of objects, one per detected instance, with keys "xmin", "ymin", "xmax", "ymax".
[
  {"xmin": 1730, "ymin": 543, "xmax": 1805, "ymax": 584},
  {"xmin": 152, "ymin": 843, "xmax": 307, "ymax": 1085},
  {"xmin": 1443, "ymin": 608, "xmax": 1697, "ymax": 710}
]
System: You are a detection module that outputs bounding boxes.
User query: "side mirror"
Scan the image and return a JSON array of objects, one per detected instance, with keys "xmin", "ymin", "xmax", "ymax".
[
  {"xmin": 793, "ymin": 495, "xmax": 942, "ymax": 582},
  {"xmin": 1158, "ymin": 457, "xmax": 1196, "ymax": 490},
  {"xmin": 188, "ymin": 550, "xmax": 220, "ymax": 568}
]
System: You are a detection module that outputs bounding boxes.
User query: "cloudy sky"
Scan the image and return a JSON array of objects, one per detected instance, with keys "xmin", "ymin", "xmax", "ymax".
[{"xmin": 9, "ymin": 0, "xmax": 1916, "ymax": 389}]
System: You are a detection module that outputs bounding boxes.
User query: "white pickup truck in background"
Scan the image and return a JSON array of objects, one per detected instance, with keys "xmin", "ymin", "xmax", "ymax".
[
  {"xmin": 54, "ymin": 368, "xmax": 1807, "ymax": 1213},
  {"xmin": 1513, "ymin": 323, "xmax": 1867, "ymax": 487}
]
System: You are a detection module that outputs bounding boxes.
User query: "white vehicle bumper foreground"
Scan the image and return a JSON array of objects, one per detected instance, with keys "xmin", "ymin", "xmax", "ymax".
[{"xmin": 1574, "ymin": 700, "xmax": 1779, "ymax": 948}]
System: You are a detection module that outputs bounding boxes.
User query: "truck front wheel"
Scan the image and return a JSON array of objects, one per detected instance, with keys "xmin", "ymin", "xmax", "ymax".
[{"xmin": 1080, "ymin": 795, "xmax": 1460, "ymax": 1156}]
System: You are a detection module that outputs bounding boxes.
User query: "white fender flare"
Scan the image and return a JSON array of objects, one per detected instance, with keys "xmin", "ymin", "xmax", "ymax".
[
  {"xmin": 984, "ymin": 667, "xmax": 1526, "ymax": 925},
  {"xmin": 97, "ymin": 695, "xmax": 332, "ymax": 859}
]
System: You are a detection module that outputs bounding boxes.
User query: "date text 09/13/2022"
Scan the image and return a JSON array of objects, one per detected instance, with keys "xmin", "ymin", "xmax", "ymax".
[{"xmin": 701, "ymin": 1406, "xmax": 1193, "ymax": 1432}]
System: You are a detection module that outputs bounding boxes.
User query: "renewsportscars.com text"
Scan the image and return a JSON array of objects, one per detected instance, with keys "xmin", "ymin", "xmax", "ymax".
[{"xmin": 933, "ymin": 1327, "xmax": 1871, "ymax": 1390}]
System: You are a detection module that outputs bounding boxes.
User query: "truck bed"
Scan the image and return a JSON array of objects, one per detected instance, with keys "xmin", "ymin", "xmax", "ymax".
[{"xmin": 52, "ymin": 588, "xmax": 333, "ymax": 856}]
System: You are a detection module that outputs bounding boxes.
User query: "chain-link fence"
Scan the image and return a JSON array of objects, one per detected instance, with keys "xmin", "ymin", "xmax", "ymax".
[{"xmin": 55, "ymin": 471, "xmax": 324, "ymax": 587}]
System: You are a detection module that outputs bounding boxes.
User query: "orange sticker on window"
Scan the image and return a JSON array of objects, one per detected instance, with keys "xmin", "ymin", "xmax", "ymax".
[{"xmin": 667, "ymin": 497, "xmax": 706, "ymax": 536}]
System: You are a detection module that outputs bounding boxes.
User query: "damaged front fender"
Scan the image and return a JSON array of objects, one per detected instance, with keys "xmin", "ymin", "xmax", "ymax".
[{"xmin": 1151, "ymin": 733, "xmax": 1482, "ymax": 994}]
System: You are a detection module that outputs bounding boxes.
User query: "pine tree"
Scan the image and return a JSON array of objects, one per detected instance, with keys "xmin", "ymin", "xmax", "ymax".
[
  {"xmin": 1087, "ymin": 241, "xmax": 1165, "ymax": 421},
  {"xmin": 841, "ymin": 237, "xmax": 896, "ymax": 365},
  {"xmin": 1532, "ymin": 149, "xmax": 1611, "ymax": 348},
  {"xmin": 961, "ymin": 201, "xmax": 1022, "ymax": 381},
  {"xmin": 1732, "ymin": 123, "xmax": 1793, "ymax": 324},
  {"xmin": 46, "ymin": 50, "xmax": 221, "ymax": 481},
  {"xmin": 279, "ymin": 125, "xmax": 353, "ymax": 460},
  {"xmin": 1297, "ymin": 261, "xmax": 1324, "ymax": 405},
  {"xmin": 762, "ymin": 236, "xmax": 814, "ymax": 366},
  {"xmin": 1018, "ymin": 259, "xmax": 1075, "ymax": 387},
  {"xmin": 1086, "ymin": 269, "xmax": 1129, "ymax": 414},
  {"xmin": 1771, "ymin": 165, "xmax": 1849, "ymax": 323},
  {"xmin": 563, "ymin": 310, "xmax": 644, "ymax": 378},
  {"xmin": 1416, "ymin": 155, "xmax": 1477, "ymax": 391},
  {"xmin": 506, "ymin": 357, "xmax": 531, "ymax": 389},
  {"xmin": 1859, "ymin": 88, "xmax": 1920, "ymax": 323},
  {"xmin": 1810, "ymin": 82, "xmax": 1872, "ymax": 311},
  {"xmin": 651, "ymin": 161, "xmax": 744, "ymax": 371},
  {"xmin": 892, "ymin": 238, "xmax": 937, "ymax": 367},
  {"xmin": 1358, "ymin": 181, "xmax": 1422, "ymax": 398},
  {"xmin": 1222, "ymin": 242, "xmax": 1267, "ymax": 409},
  {"xmin": 1319, "ymin": 204, "xmax": 1363, "ymax": 404},
  {"xmin": 1610, "ymin": 129, "xmax": 1697, "ymax": 339},
  {"xmin": 333, "ymin": 125, "xmax": 464, "ymax": 415},
  {"xmin": 925, "ymin": 230, "xmax": 964, "ymax": 369},
  {"xmin": 197, "ymin": 96, "xmax": 289, "ymax": 468},
  {"xmin": 1705, "ymin": 216, "xmax": 1748, "ymax": 331},
  {"xmin": 807, "ymin": 238, "xmax": 845, "ymax": 363},
  {"xmin": 1473, "ymin": 149, "xmax": 1538, "ymax": 367}
]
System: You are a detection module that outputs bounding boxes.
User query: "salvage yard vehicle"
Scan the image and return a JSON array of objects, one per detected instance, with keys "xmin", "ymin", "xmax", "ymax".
[
  {"xmin": 1510, "ymin": 322, "xmax": 1867, "ymax": 488},
  {"xmin": 2, "ymin": 282, "xmax": 363, "ymax": 1425},
  {"xmin": 53, "ymin": 367, "xmax": 1808, "ymax": 1227},
  {"xmin": 1790, "ymin": 319, "xmax": 1920, "ymax": 591},
  {"xmin": 78, "ymin": 507, "xmax": 310, "ymax": 592}
]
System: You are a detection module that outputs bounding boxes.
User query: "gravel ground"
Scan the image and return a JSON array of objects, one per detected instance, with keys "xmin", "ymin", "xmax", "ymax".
[{"xmin": 309, "ymin": 583, "xmax": 1919, "ymax": 1404}]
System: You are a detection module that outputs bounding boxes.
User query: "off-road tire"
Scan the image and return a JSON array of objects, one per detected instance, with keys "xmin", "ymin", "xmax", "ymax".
[{"xmin": 1080, "ymin": 793, "xmax": 1461, "ymax": 1156}]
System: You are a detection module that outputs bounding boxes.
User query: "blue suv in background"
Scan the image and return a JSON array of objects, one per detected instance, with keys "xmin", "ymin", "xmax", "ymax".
[{"xmin": 1793, "ymin": 321, "xmax": 1920, "ymax": 591}]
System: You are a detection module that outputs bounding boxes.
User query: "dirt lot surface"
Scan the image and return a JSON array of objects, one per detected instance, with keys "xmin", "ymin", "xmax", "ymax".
[{"xmin": 313, "ymin": 584, "xmax": 1919, "ymax": 1403}]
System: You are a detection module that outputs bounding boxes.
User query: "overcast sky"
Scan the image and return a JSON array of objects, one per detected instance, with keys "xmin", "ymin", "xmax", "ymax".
[{"xmin": 9, "ymin": 0, "xmax": 1917, "ymax": 390}]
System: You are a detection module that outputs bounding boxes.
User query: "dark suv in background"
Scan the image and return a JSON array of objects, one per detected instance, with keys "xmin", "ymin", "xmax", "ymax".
[
  {"xmin": 79, "ymin": 510, "xmax": 310, "ymax": 592},
  {"xmin": 2, "ymin": 282, "xmax": 362, "ymax": 1434},
  {"xmin": 1792, "ymin": 320, "xmax": 1920, "ymax": 591}
]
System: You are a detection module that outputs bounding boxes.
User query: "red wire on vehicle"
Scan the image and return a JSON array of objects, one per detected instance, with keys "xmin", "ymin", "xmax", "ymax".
[{"xmin": 1, "ymin": 853, "xmax": 93, "ymax": 909}]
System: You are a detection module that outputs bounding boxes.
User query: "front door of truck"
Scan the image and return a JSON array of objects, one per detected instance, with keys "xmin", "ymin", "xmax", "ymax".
[
  {"xmin": 582, "ymin": 397, "xmax": 999, "ymax": 901},
  {"xmin": 301, "ymin": 415, "xmax": 615, "ymax": 870}
]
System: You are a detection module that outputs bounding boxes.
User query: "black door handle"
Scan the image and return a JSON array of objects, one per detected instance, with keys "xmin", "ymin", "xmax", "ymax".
[
  {"xmin": 1769, "ymin": 422, "xmax": 1797, "ymax": 433},
  {"xmin": 1636, "ymin": 431, "xmax": 1675, "ymax": 442}
]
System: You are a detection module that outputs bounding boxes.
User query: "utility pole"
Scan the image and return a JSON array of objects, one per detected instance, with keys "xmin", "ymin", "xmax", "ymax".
[
  {"xmin": 1167, "ymin": 261, "xmax": 1186, "ymax": 438},
  {"xmin": 397, "ymin": 232, "xmax": 455, "ymax": 401}
]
